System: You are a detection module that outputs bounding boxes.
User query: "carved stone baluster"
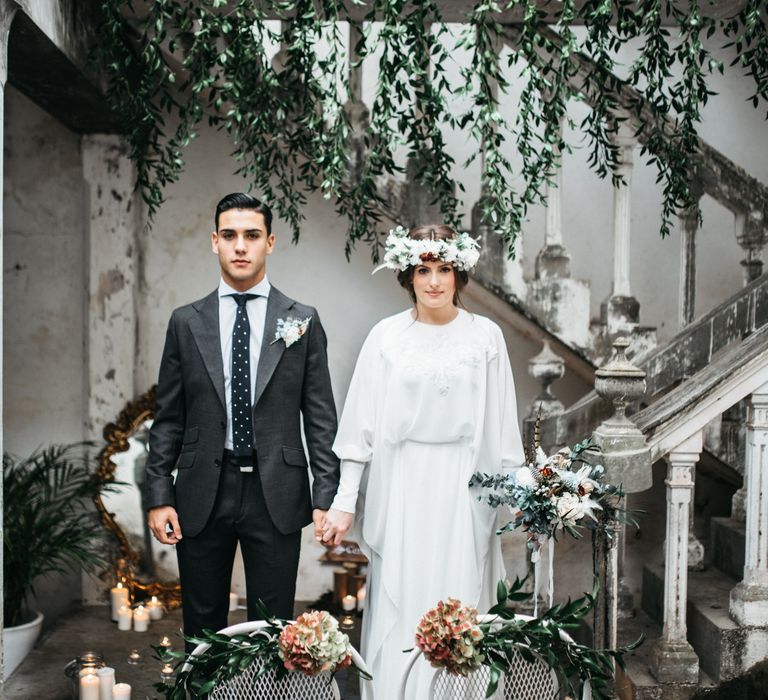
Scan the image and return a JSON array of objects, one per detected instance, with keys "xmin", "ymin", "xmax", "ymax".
[
  {"xmin": 735, "ymin": 210, "xmax": 766, "ymax": 284},
  {"xmin": 592, "ymin": 337, "xmax": 651, "ymax": 649},
  {"xmin": 653, "ymin": 432, "xmax": 702, "ymax": 684},
  {"xmin": 601, "ymin": 126, "xmax": 640, "ymax": 336},
  {"xmin": 729, "ymin": 382, "xmax": 768, "ymax": 625},
  {"xmin": 525, "ymin": 114, "xmax": 591, "ymax": 349},
  {"xmin": 678, "ymin": 188, "xmax": 702, "ymax": 328}
]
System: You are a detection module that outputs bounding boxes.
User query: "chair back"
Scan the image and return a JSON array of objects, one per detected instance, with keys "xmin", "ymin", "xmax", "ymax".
[
  {"xmin": 183, "ymin": 620, "xmax": 369, "ymax": 700},
  {"xmin": 398, "ymin": 614, "xmax": 563, "ymax": 700}
]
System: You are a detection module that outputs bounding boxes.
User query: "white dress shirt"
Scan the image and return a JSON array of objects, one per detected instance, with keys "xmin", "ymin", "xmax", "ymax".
[{"xmin": 218, "ymin": 276, "xmax": 271, "ymax": 450}]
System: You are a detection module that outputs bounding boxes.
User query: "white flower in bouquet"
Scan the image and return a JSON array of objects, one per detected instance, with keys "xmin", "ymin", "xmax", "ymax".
[
  {"xmin": 515, "ymin": 466, "xmax": 538, "ymax": 489},
  {"xmin": 554, "ymin": 492, "xmax": 602, "ymax": 524}
]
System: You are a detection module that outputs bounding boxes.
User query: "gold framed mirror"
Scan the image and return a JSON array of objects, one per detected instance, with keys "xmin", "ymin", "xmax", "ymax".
[{"xmin": 94, "ymin": 385, "xmax": 182, "ymax": 608}]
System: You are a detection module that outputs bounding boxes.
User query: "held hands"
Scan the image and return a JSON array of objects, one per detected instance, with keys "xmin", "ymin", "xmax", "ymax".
[
  {"xmin": 148, "ymin": 506, "xmax": 183, "ymax": 545},
  {"xmin": 316, "ymin": 508, "xmax": 354, "ymax": 547}
]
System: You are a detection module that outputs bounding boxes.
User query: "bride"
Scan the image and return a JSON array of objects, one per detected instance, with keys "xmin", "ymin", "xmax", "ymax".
[{"xmin": 322, "ymin": 224, "xmax": 525, "ymax": 698}]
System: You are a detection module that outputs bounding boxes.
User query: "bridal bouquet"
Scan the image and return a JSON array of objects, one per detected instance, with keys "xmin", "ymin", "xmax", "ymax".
[
  {"xmin": 415, "ymin": 598, "xmax": 485, "ymax": 676},
  {"xmin": 470, "ymin": 438, "xmax": 624, "ymax": 557},
  {"xmin": 279, "ymin": 610, "xmax": 353, "ymax": 675}
]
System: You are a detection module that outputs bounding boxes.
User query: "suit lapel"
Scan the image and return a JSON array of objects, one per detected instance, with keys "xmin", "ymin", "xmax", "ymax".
[
  {"xmin": 189, "ymin": 290, "xmax": 227, "ymax": 410},
  {"xmin": 254, "ymin": 287, "xmax": 294, "ymax": 407}
]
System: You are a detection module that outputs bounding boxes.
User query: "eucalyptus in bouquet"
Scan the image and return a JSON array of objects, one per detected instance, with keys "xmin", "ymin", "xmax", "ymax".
[{"xmin": 470, "ymin": 437, "xmax": 627, "ymax": 558}]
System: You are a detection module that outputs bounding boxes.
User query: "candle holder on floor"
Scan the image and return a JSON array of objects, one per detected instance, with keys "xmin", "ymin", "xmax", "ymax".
[
  {"xmin": 127, "ymin": 648, "xmax": 142, "ymax": 665},
  {"xmin": 340, "ymin": 614, "xmax": 355, "ymax": 630}
]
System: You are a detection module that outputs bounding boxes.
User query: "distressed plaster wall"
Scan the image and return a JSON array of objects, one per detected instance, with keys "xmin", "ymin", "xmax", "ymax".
[{"xmin": 2, "ymin": 83, "xmax": 85, "ymax": 623}]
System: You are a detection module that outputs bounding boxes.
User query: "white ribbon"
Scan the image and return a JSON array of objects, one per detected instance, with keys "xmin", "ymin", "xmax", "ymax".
[{"xmin": 582, "ymin": 680, "xmax": 593, "ymax": 700}]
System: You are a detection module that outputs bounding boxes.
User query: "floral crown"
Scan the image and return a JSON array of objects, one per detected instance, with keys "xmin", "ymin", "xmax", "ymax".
[{"xmin": 372, "ymin": 225, "xmax": 481, "ymax": 274}]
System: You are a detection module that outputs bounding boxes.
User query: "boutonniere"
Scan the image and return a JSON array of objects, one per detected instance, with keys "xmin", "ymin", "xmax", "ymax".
[{"xmin": 272, "ymin": 316, "xmax": 311, "ymax": 348}]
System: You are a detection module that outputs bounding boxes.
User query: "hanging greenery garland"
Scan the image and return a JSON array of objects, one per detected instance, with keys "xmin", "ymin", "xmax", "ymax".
[{"xmin": 93, "ymin": 1, "xmax": 768, "ymax": 256}]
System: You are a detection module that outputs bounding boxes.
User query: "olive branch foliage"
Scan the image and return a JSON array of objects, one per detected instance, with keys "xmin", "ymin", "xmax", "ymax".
[
  {"xmin": 153, "ymin": 582, "xmax": 641, "ymax": 700},
  {"xmin": 480, "ymin": 577, "xmax": 644, "ymax": 699},
  {"xmin": 94, "ymin": 1, "xmax": 768, "ymax": 257},
  {"xmin": 151, "ymin": 600, "xmax": 369, "ymax": 699}
]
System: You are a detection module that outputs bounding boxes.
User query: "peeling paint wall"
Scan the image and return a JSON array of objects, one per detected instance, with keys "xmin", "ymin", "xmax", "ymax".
[
  {"xmin": 3, "ymin": 84, "xmax": 85, "ymax": 453},
  {"xmin": 2, "ymin": 84, "xmax": 85, "ymax": 623}
]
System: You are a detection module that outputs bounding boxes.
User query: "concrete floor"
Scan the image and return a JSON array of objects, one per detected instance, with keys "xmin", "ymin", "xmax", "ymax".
[{"xmin": 5, "ymin": 603, "xmax": 363, "ymax": 699}]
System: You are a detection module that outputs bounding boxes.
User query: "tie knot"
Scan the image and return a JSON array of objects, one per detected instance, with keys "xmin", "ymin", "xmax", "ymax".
[{"xmin": 231, "ymin": 293, "xmax": 258, "ymax": 308}]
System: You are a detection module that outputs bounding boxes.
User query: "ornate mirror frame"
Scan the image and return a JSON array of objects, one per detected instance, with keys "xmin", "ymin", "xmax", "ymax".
[{"xmin": 93, "ymin": 385, "xmax": 182, "ymax": 609}]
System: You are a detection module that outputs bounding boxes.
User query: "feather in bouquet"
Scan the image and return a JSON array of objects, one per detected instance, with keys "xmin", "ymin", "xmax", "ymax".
[{"xmin": 470, "ymin": 435, "xmax": 628, "ymax": 560}]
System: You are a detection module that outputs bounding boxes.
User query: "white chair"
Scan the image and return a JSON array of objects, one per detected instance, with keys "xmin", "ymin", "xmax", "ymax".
[
  {"xmin": 183, "ymin": 620, "xmax": 370, "ymax": 700},
  {"xmin": 397, "ymin": 614, "xmax": 568, "ymax": 700}
]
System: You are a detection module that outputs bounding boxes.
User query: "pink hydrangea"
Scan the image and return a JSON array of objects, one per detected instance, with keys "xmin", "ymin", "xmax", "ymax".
[
  {"xmin": 278, "ymin": 610, "xmax": 352, "ymax": 676},
  {"xmin": 415, "ymin": 598, "xmax": 484, "ymax": 676}
]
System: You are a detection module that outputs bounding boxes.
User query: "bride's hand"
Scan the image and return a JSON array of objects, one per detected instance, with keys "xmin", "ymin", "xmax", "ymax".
[{"xmin": 321, "ymin": 509, "xmax": 354, "ymax": 547}]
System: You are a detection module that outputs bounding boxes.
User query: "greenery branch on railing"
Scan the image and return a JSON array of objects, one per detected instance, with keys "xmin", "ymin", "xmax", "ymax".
[{"xmin": 94, "ymin": 1, "xmax": 768, "ymax": 257}]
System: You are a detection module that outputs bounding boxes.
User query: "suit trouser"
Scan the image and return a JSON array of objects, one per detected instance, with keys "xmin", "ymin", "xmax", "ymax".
[{"xmin": 176, "ymin": 453, "xmax": 302, "ymax": 652}]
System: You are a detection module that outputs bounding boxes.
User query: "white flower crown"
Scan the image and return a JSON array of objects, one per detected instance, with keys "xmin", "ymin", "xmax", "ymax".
[{"xmin": 372, "ymin": 225, "xmax": 481, "ymax": 274}]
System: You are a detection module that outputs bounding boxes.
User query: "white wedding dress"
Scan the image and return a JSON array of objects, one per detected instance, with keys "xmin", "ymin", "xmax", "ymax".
[{"xmin": 332, "ymin": 309, "xmax": 525, "ymax": 699}]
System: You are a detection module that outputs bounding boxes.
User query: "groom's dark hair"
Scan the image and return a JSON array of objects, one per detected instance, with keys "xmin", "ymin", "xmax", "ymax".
[{"xmin": 215, "ymin": 193, "xmax": 273, "ymax": 234}]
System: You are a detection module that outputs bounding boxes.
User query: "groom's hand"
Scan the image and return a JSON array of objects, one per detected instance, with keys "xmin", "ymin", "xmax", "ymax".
[
  {"xmin": 312, "ymin": 509, "xmax": 327, "ymax": 543},
  {"xmin": 148, "ymin": 506, "xmax": 183, "ymax": 545},
  {"xmin": 321, "ymin": 509, "xmax": 354, "ymax": 547}
]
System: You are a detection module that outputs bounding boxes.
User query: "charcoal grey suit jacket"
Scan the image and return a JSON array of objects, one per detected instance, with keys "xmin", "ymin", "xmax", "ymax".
[{"xmin": 144, "ymin": 286, "xmax": 340, "ymax": 538}]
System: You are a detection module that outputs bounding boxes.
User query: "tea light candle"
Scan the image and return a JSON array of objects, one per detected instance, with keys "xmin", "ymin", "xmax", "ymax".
[
  {"xmin": 117, "ymin": 605, "xmax": 132, "ymax": 631},
  {"xmin": 147, "ymin": 596, "xmax": 163, "ymax": 620},
  {"xmin": 80, "ymin": 671, "xmax": 100, "ymax": 700},
  {"xmin": 110, "ymin": 583, "xmax": 130, "ymax": 622},
  {"xmin": 160, "ymin": 663, "xmax": 175, "ymax": 685},
  {"xmin": 97, "ymin": 667, "xmax": 115, "ymax": 700},
  {"xmin": 159, "ymin": 635, "xmax": 173, "ymax": 653},
  {"xmin": 342, "ymin": 594, "xmax": 357, "ymax": 612},
  {"xmin": 229, "ymin": 592, "xmax": 238, "ymax": 612},
  {"xmin": 356, "ymin": 585, "xmax": 366, "ymax": 611},
  {"xmin": 112, "ymin": 683, "xmax": 131, "ymax": 699},
  {"xmin": 127, "ymin": 648, "xmax": 142, "ymax": 665}
]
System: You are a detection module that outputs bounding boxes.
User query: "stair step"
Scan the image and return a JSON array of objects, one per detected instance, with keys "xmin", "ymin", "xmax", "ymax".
[
  {"xmin": 616, "ymin": 609, "xmax": 716, "ymax": 700},
  {"xmin": 642, "ymin": 563, "xmax": 768, "ymax": 683},
  {"xmin": 710, "ymin": 517, "xmax": 745, "ymax": 582}
]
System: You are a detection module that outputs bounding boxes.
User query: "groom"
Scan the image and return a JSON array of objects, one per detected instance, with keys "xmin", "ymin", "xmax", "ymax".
[{"xmin": 144, "ymin": 193, "xmax": 340, "ymax": 641}]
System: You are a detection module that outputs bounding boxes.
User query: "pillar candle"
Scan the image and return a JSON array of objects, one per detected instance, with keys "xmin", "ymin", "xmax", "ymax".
[
  {"xmin": 112, "ymin": 683, "xmax": 131, "ymax": 699},
  {"xmin": 229, "ymin": 592, "xmax": 238, "ymax": 612},
  {"xmin": 133, "ymin": 605, "xmax": 150, "ymax": 632},
  {"xmin": 96, "ymin": 667, "xmax": 115, "ymax": 700},
  {"xmin": 356, "ymin": 585, "xmax": 366, "ymax": 611},
  {"xmin": 147, "ymin": 596, "xmax": 163, "ymax": 620},
  {"xmin": 342, "ymin": 594, "xmax": 357, "ymax": 612},
  {"xmin": 110, "ymin": 583, "xmax": 130, "ymax": 622},
  {"xmin": 117, "ymin": 605, "xmax": 132, "ymax": 631},
  {"xmin": 80, "ymin": 672, "xmax": 100, "ymax": 700}
]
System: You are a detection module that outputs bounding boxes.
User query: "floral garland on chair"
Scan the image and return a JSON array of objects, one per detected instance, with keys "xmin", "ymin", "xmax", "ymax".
[
  {"xmin": 153, "ymin": 603, "xmax": 370, "ymax": 699},
  {"xmin": 414, "ymin": 578, "xmax": 643, "ymax": 700}
]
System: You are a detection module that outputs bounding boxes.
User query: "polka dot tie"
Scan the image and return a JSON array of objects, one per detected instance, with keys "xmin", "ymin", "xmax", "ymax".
[{"xmin": 230, "ymin": 293, "xmax": 258, "ymax": 466}]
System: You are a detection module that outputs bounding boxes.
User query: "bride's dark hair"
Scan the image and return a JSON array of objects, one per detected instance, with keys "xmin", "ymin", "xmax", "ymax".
[{"xmin": 396, "ymin": 224, "xmax": 469, "ymax": 306}]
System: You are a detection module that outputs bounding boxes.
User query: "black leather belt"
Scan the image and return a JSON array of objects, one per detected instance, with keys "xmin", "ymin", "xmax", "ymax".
[{"xmin": 223, "ymin": 449, "xmax": 256, "ymax": 473}]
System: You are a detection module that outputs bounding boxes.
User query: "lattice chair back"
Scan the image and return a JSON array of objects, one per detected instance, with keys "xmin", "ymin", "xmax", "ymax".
[
  {"xmin": 397, "ymin": 614, "xmax": 566, "ymax": 700},
  {"xmin": 183, "ymin": 620, "xmax": 368, "ymax": 700}
]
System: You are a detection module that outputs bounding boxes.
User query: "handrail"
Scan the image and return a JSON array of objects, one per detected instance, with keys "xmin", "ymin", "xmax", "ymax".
[
  {"xmin": 535, "ymin": 273, "xmax": 768, "ymax": 449},
  {"xmin": 635, "ymin": 324, "xmax": 768, "ymax": 462}
]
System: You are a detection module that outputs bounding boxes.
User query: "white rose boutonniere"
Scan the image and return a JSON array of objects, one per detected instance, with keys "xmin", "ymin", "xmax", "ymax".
[{"xmin": 273, "ymin": 316, "xmax": 311, "ymax": 348}]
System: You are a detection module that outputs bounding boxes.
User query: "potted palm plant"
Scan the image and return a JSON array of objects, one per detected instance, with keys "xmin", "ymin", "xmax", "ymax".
[{"xmin": 3, "ymin": 443, "xmax": 107, "ymax": 679}]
